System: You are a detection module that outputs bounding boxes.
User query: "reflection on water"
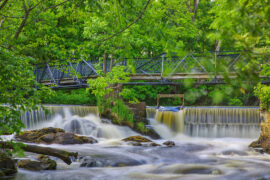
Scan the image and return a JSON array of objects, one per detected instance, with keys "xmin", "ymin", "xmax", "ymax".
[{"xmin": 14, "ymin": 105, "xmax": 270, "ymax": 180}]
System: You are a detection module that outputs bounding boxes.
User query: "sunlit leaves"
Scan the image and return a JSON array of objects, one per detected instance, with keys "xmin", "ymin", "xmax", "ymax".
[{"xmin": 0, "ymin": 48, "xmax": 50, "ymax": 135}]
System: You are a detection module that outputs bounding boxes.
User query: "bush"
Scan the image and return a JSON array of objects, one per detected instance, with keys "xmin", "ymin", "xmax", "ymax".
[
  {"xmin": 41, "ymin": 89, "xmax": 96, "ymax": 105},
  {"xmin": 228, "ymin": 98, "xmax": 243, "ymax": 106},
  {"xmin": 254, "ymin": 83, "xmax": 270, "ymax": 111}
]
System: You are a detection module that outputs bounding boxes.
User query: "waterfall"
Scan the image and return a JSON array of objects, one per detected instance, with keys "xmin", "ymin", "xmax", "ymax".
[
  {"xmin": 20, "ymin": 105, "xmax": 136, "ymax": 139},
  {"xmin": 147, "ymin": 107, "xmax": 261, "ymax": 138},
  {"xmin": 21, "ymin": 105, "xmax": 98, "ymax": 129},
  {"xmin": 155, "ymin": 110, "xmax": 185, "ymax": 133}
]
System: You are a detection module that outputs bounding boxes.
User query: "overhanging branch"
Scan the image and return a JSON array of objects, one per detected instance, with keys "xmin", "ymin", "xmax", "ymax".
[{"xmin": 99, "ymin": 0, "xmax": 151, "ymax": 43}]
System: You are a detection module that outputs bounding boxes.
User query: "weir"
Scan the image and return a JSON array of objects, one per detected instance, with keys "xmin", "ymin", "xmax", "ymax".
[
  {"xmin": 147, "ymin": 107, "xmax": 261, "ymax": 138},
  {"xmin": 21, "ymin": 105, "xmax": 261, "ymax": 138},
  {"xmin": 21, "ymin": 105, "xmax": 98, "ymax": 129}
]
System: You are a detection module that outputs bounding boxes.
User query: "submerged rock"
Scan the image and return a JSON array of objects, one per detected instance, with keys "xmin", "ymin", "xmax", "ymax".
[
  {"xmin": 153, "ymin": 164, "xmax": 222, "ymax": 175},
  {"xmin": 64, "ymin": 119, "xmax": 98, "ymax": 135},
  {"xmin": 150, "ymin": 142, "xmax": 161, "ymax": 147},
  {"xmin": 222, "ymin": 150, "xmax": 248, "ymax": 156},
  {"xmin": 80, "ymin": 156, "xmax": 144, "ymax": 168},
  {"xmin": 80, "ymin": 157, "xmax": 106, "ymax": 167},
  {"xmin": 16, "ymin": 127, "xmax": 98, "ymax": 145},
  {"xmin": 176, "ymin": 166, "xmax": 222, "ymax": 175},
  {"xmin": 17, "ymin": 157, "xmax": 56, "ymax": 171},
  {"xmin": 0, "ymin": 151, "xmax": 17, "ymax": 177},
  {"xmin": 122, "ymin": 136, "xmax": 152, "ymax": 143},
  {"xmin": 37, "ymin": 155, "xmax": 57, "ymax": 170},
  {"xmin": 64, "ymin": 119, "xmax": 82, "ymax": 134},
  {"xmin": 163, "ymin": 141, "xmax": 175, "ymax": 147}
]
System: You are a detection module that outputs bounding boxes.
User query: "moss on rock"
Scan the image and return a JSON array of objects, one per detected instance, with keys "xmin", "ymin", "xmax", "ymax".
[
  {"xmin": 16, "ymin": 127, "xmax": 97, "ymax": 145},
  {"xmin": 122, "ymin": 136, "xmax": 152, "ymax": 143},
  {"xmin": 0, "ymin": 151, "xmax": 17, "ymax": 177}
]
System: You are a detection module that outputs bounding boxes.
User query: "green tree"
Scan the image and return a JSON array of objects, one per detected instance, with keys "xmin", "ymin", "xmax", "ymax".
[{"xmin": 0, "ymin": 48, "xmax": 50, "ymax": 135}]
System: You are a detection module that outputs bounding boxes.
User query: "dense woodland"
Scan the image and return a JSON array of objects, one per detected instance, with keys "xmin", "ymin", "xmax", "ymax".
[{"xmin": 0, "ymin": 0, "xmax": 270, "ymax": 135}]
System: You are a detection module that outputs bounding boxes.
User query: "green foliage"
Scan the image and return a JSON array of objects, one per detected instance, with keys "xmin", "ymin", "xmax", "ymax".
[
  {"xmin": 111, "ymin": 99, "xmax": 134, "ymax": 125},
  {"xmin": 254, "ymin": 84, "xmax": 270, "ymax": 111},
  {"xmin": 136, "ymin": 122, "xmax": 149, "ymax": 134},
  {"xmin": 122, "ymin": 84, "xmax": 255, "ymax": 106},
  {"xmin": 228, "ymin": 98, "xmax": 243, "ymax": 106},
  {"xmin": 87, "ymin": 66, "xmax": 130, "ymax": 98},
  {"xmin": 210, "ymin": 0, "xmax": 270, "ymax": 108},
  {"xmin": 122, "ymin": 85, "xmax": 176, "ymax": 106},
  {"xmin": 87, "ymin": 65, "xmax": 134, "ymax": 125},
  {"xmin": 41, "ymin": 89, "xmax": 96, "ymax": 105},
  {"xmin": 0, "ymin": 48, "xmax": 50, "ymax": 135},
  {"xmin": 119, "ymin": 88, "xmax": 139, "ymax": 104}
]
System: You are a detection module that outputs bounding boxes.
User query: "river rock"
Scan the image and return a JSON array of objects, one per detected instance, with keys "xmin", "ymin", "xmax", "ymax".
[
  {"xmin": 37, "ymin": 155, "xmax": 57, "ymax": 170},
  {"xmin": 176, "ymin": 166, "xmax": 222, "ymax": 175},
  {"xmin": 153, "ymin": 164, "xmax": 222, "ymax": 175},
  {"xmin": 150, "ymin": 142, "xmax": 161, "ymax": 147},
  {"xmin": 16, "ymin": 127, "xmax": 98, "ymax": 145},
  {"xmin": 17, "ymin": 157, "xmax": 56, "ymax": 171},
  {"xmin": 0, "ymin": 151, "xmax": 17, "ymax": 177},
  {"xmin": 80, "ymin": 156, "xmax": 106, "ymax": 167},
  {"xmin": 163, "ymin": 141, "xmax": 175, "ymax": 147},
  {"xmin": 222, "ymin": 150, "xmax": 248, "ymax": 156},
  {"xmin": 122, "ymin": 136, "xmax": 152, "ymax": 143},
  {"xmin": 80, "ymin": 156, "xmax": 144, "ymax": 168}
]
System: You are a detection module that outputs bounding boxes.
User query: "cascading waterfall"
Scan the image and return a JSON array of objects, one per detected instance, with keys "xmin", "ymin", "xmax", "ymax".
[
  {"xmin": 21, "ymin": 105, "xmax": 262, "ymax": 139},
  {"xmin": 155, "ymin": 110, "xmax": 185, "ymax": 133},
  {"xmin": 20, "ymin": 105, "xmax": 136, "ymax": 139},
  {"xmin": 21, "ymin": 105, "xmax": 98, "ymax": 129},
  {"xmin": 147, "ymin": 106, "xmax": 261, "ymax": 138}
]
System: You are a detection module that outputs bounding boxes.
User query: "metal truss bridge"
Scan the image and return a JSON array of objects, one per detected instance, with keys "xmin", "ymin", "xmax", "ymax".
[{"xmin": 34, "ymin": 51, "xmax": 270, "ymax": 88}]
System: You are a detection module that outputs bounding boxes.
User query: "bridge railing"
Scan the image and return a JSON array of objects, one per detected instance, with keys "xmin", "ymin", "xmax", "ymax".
[{"xmin": 34, "ymin": 51, "xmax": 268, "ymax": 87}]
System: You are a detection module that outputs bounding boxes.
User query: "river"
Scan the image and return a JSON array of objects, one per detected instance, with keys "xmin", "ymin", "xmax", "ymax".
[{"xmin": 10, "ymin": 105, "xmax": 270, "ymax": 180}]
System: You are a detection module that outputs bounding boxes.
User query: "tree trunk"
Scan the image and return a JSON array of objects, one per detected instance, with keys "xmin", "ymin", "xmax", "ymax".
[
  {"xmin": 0, "ymin": 141, "xmax": 78, "ymax": 165},
  {"xmin": 103, "ymin": 53, "xmax": 107, "ymax": 74},
  {"xmin": 13, "ymin": 10, "xmax": 30, "ymax": 40},
  {"xmin": 192, "ymin": 0, "xmax": 199, "ymax": 21},
  {"xmin": 110, "ymin": 58, "xmax": 114, "ymax": 72}
]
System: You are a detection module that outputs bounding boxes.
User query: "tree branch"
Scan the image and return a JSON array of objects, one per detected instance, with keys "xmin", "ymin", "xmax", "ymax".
[
  {"xmin": 0, "ymin": 14, "xmax": 24, "ymax": 19},
  {"xmin": 187, "ymin": 0, "xmax": 192, "ymax": 13},
  {"xmin": 0, "ymin": 0, "xmax": 8, "ymax": 11},
  {"xmin": 45, "ymin": 0, "xmax": 71, "ymax": 11},
  {"xmin": 99, "ymin": 0, "xmax": 151, "ymax": 43},
  {"xmin": 0, "ymin": 141, "xmax": 78, "ymax": 165}
]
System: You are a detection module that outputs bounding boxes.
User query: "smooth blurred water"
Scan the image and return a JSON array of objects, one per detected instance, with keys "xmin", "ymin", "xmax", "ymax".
[
  {"xmin": 147, "ymin": 107, "xmax": 261, "ymax": 138},
  {"xmin": 11, "ymin": 105, "xmax": 270, "ymax": 180}
]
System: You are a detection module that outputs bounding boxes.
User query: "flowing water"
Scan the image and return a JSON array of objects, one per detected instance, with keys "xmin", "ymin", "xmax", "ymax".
[
  {"xmin": 9, "ymin": 105, "xmax": 270, "ymax": 180},
  {"xmin": 149, "ymin": 107, "xmax": 261, "ymax": 138}
]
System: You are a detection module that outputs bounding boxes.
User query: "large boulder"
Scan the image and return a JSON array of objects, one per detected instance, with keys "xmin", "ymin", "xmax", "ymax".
[
  {"xmin": 249, "ymin": 112, "xmax": 270, "ymax": 153},
  {"xmin": 16, "ymin": 127, "xmax": 97, "ymax": 145},
  {"xmin": 0, "ymin": 151, "xmax": 17, "ymax": 177},
  {"xmin": 249, "ymin": 135, "xmax": 270, "ymax": 153}
]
